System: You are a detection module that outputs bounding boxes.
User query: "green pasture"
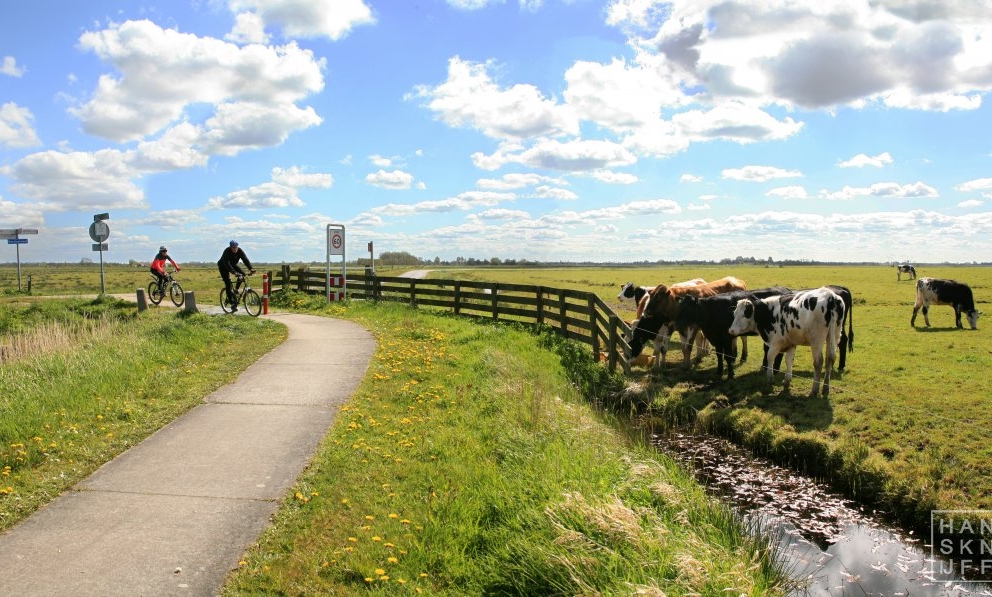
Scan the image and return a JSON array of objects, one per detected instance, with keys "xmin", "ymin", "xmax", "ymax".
[{"xmin": 431, "ymin": 264, "xmax": 992, "ymax": 532}]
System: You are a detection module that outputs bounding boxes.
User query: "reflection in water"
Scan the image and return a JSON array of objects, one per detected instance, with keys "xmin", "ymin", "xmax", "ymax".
[{"xmin": 653, "ymin": 431, "xmax": 992, "ymax": 596}]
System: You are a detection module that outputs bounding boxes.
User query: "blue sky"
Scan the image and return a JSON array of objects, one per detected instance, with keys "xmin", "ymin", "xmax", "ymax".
[{"xmin": 2, "ymin": 0, "xmax": 992, "ymax": 265}]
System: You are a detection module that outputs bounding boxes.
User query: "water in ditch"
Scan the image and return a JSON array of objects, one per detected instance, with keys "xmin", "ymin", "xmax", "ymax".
[{"xmin": 653, "ymin": 430, "xmax": 992, "ymax": 596}]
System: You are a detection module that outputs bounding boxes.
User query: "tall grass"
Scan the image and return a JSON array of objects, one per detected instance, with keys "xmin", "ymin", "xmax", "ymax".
[
  {"xmin": 224, "ymin": 300, "xmax": 791, "ymax": 595},
  {"xmin": 0, "ymin": 296, "xmax": 285, "ymax": 527}
]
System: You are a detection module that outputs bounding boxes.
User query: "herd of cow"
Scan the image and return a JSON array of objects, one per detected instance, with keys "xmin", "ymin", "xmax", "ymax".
[{"xmin": 617, "ymin": 271, "xmax": 981, "ymax": 398}]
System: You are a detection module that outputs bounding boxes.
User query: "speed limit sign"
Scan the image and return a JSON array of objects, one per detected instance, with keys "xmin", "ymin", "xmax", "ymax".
[{"xmin": 328, "ymin": 227, "xmax": 345, "ymax": 255}]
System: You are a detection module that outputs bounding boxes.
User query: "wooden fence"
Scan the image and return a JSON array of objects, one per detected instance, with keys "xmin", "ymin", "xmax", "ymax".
[{"xmin": 267, "ymin": 266, "xmax": 632, "ymax": 374}]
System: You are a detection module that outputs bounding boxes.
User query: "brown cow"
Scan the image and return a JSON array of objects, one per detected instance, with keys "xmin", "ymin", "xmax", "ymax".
[{"xmin": 633, "ymin": 276, "xmax": 747, "ymax": 369}]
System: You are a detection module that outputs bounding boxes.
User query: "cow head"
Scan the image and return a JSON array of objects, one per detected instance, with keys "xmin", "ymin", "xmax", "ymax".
[
  {"xmin": 728, "ymin": 298, "xmax": 757, "ymax": 336},
  {"xmin": 618, "ymin": 281, "xmax": 636, "ymax": 301},
  {"xmin": 966, "ymin": 309, "xmax": 981, "ymax": 330},
  {"xmin": 628, "ymin": 314, "xmax": 665, "ymax": 357}
]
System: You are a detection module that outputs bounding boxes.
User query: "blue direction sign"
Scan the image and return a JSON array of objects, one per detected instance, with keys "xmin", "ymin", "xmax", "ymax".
[{"xmin": 7, "ymin": 238, "xmax": 28, "ymax": 244}]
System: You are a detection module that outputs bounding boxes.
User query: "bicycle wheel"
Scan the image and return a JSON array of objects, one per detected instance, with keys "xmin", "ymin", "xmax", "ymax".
[
  {"xmin": 169, "ymin": 282, "xmax": 185, "ymax": 307},
  {"xmin": 243, "ymin": 289, "xmax": 262, "ymax": 317},
  {"xmin": 147, "ymin": 281, "xmax": 163, "ymax": 305},
  {"xmin": 219, "ymin": 288, "xmax": 234, "ymax": 313}
]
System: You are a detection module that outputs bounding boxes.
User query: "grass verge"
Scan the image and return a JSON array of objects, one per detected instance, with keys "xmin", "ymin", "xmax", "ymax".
[
  {"xmin": 0, "ymin": 296, "xmax": 285, "ymax": 529},
  {"xmin": 223, "ymin": 296, "xmax": 790, "ymax": 595}
]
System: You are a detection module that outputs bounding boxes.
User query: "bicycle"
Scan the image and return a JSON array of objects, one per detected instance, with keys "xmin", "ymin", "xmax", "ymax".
[
  {"xmin": 148, "ymin": 271, "xmax": 185, "ymax": 307},
  {"xmin": 220, "ymin": 272, "xmax": 262, "ymax": 317}
]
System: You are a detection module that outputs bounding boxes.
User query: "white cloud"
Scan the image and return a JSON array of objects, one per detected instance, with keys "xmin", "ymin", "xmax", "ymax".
[
  {"xmin": 958, "ymin": 199, "xmax": 984, "ymax": 208},
  {"xmin": 605, "ymin": 0, "xmax": 992, "ymax": 111},
  {"xmin": 723, "ymin": 165, "xmax": 803, "ymax": 182},
  {"xmin": 472, "ymin": 138, "xmax": 637, "ymax": 172},
  {"xmin": 955, "ymin": 177, "xmax": 992, "ymax": 192},
  {"xmin": 476, "ymin": 172, "xmax": 566, "ymax": 190},
  {"xmin": 271, "ymin": 166, "xmax": 333, "ymax": 188},
  {"xmin": 1, "ymin": 56, "xmax": 25, "ymax": 77},
  {"xmin": 839, "ymin": 152, "xmax": 894, "ymax": 168},
  {"xmin": 412, "ymin": 57, "xmax": 579, "ymax": 141},
  {"xmin": 370, "ymin": 191, "xmax": 513, "ymax": 216},
  {"xmin": 227, "ymin": 0, "xmax": 375, "ymax": 40},
  {"xmin": 207, "ymin": 181, "xmax": 306, "ymax": 209},
  {"xmin": 680, "ymin": 173, "xmax": 703, "ymax": 183},
  {"xmin": 767, "ymin": 185, "xmax": 810, "ymax": 199},
  {"xmin": 226, "ymin": 12, "xmax": 270, "ymax": 44},
  {"xmin": 5, "ymin": 149, "xmax": 146, "ymax": 211},
  {"xmin": 822, "ymin": 181, "xmax": 939, "ymax": 200},
  {"xmin": 73, "ymin": 20, "xmax": 325, "ymax": 144},
  {"xmin": 0, "ymin": 102, "xmax": 41, "ymax": 148},
  {"xmin": 530, "ymin": 185, "xmax": 578, "ymax": 200},
  {"xmin": 365, "ymin": 169, "xmax": 415, "ymax": 190}
]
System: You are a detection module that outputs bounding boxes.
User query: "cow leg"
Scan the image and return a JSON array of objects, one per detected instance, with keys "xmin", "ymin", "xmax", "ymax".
[
  {"xmin": 739, "ymin": 336, "xmax": 748, "ymax": 363},
  {"xmin": 922, "ymin": 305, "xmax": 931, "ymax": 327},
  {"xmin": 912, "ymin": 301, "xmax": 924, "ymax": 327},
  {"xmin": 809, "ymin": 344, "xmax": 823, "ymax": 397},
  {"xmin": 764, "ymin": 345, "xmax": 780, "ymax": 385},
  {"xmin": 681, "ymin": 325, "xmax": 698, "ymax": 369},
  {"xmin": 651, "ymin": 325, "xmax": 669, "ymax": 369},
  {"xmin": 782, "ymin": 348, "xmax": 797, "ymax": 393},
  {"xmin": 823, "ymin": 342, "xmax": 836, "ymax": 396},
  {"xmin": 954, "ymin": 306, "xmax": 964, "ymax": 329},
  {"xmin": 837, "ymin": 331, "xmax": 847, "ymax": 372}
]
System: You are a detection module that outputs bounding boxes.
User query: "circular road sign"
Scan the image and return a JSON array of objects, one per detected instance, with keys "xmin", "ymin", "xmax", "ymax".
[
  {"xmin": 331, "ymin": 232, "xmax": 343, "ymax": 250},
  {"xmin": 89, "ymin": 221, "xmax": 110, "ymax": 243}
]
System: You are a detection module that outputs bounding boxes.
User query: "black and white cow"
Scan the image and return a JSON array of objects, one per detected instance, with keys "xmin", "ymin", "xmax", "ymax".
[
  {"xmin": 728, "ymin": 287, "xmax": 846, "ymax": 397},
  {"xmin": 896, "ymin": 264, "xmax": 917, "ymax": 281},
  {"xmin": 911, "ymin": 277, "xmax": 980, "ymax": 330},
  {"xmin": 672, "ymin": 287, "xmax": 791, "ymax": 381}
]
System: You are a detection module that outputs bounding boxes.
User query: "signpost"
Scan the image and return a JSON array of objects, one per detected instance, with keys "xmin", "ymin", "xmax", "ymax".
[
  {"xmin": 326, "ymin": 224, "xmax": 346, "ymax": 302},
  {"xmin": 89, "ymin": 213, "xmax": 110, "ymax": 294},
  {"xmin": 0, "ymin": 227, "xmax": 39, "ymax": 291}
]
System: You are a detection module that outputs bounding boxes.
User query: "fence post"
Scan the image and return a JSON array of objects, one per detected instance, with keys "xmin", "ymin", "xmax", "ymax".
[
  {"xmin": 454, "ymin": 282, "xmax": 462, "ymax": 315},
  {"xmin": 588, "ymin": 295, "xmax": 600, "ymax": 359},
  {"xmin": 136, "ymin": 288, "xmax": 147, "ymax": 312},
  {"xmin": 559, "ymin": 291, "xmax": 567, "ymax": 335},
  {"xmin": 410, "ymin": 279, "xmax": 417, "ymax": 307},
  {"xmin": 608, "ymin": 315, "xmax": 621, "ymax": 373},
  {"xmin": 536, "ymin": 287, "xmax": 544, "ymax": 325},
  {"xmin": 491, "ymin": 283, "xmax": 499, "ymax": 320}
]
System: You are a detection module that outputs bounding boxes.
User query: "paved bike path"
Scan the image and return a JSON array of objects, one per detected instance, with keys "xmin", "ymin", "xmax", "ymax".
[{"xmin": 0, "ymin": 312, "xmax": 376, "ymax": 596}]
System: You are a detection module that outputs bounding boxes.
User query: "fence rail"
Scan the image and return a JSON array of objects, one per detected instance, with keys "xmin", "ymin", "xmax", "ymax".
[{"xmin": 267, "ymin": 266, "xmax": 632, "ymax": 374}]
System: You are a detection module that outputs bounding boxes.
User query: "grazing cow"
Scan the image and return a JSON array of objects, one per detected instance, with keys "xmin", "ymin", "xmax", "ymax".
[
  {"xmin": 673, "ymin": 287, "xmax": 791, "ymax": 381},
  {"xmin": 896, "ymin": 264, "xmax": 917, "ymax": 281},
  {"xmin": 630, "ymin": 276, "xmax": 748, "ymax": 369},
  {"xmin": 728, "ymin": 287, "xmax": 846, "ymax": 397},
  {"xmin": 619, "ymin": 278, "xmax": 705, "ymax": 320},
  {"xmin": 912, "ymin": 277, "xmax": 980, "ymax": 330}
]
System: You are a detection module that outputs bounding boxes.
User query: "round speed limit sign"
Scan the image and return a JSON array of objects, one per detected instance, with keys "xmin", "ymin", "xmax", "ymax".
[{"xmin": 328, "ymin": 228, "xmax": 345, "ymax": 255}]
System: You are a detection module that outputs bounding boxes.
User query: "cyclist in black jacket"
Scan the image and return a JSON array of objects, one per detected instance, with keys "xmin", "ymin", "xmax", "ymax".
[{"xmin": 217, "ymin": 240, "xmax": 254, "ymax": 311}]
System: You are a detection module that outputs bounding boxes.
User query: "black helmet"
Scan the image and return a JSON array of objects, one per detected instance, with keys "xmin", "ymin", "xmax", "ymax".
[
  {"xmin": 229, "ymin": 240, "xmax": 238, "ymax": 247},
  {"xmin": 159, "ymin": 246, "xmax": 167, "ymax": 252}
]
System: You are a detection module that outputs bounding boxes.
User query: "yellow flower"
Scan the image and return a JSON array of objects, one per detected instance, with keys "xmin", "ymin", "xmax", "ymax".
[
  {"xmin": 388, "ymin": 557, "xmax": 398, "ymax": 564},
  {"xmin": 375, "ymin": 568, "xmax": 386, "ymax": 575}
]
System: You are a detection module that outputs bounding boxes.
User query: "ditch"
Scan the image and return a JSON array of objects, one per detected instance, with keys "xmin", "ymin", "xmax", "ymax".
[{"xmin": 652, "ymin": 430, "xmax": 992, "ymax": 596}]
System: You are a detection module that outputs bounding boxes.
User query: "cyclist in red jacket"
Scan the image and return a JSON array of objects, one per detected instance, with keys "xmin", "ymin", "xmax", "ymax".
[{"xmin": 150, "ymin": 246, "xmax": 180, "ymax": 294}]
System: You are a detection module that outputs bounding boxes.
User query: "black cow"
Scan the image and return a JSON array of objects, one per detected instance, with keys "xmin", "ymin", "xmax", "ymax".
[
  {"xmin": 673, "ymin": 287, "xmax": 791, "ymax": 380},
  {"xmin": 896, "ymin": 264, "xmax": 917, "ymax": 281},
  {"xmin": 912, "ymin": 277, "xmax": 980, "ymax": 329}
]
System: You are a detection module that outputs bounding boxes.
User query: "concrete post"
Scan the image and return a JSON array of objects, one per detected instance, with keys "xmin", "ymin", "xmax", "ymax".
[
  {"xmin": 183, "ymin": 291, "xmax": 198, "ymax": 313},
  {"xmin": 136, "ymin": 288, "xmax": 147, "ymax": 312}
]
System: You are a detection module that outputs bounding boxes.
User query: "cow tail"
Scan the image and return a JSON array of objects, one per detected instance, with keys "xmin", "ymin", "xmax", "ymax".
[{"xmin": 847, "ymin": 299, "xmax": 854, "ymax": 353}]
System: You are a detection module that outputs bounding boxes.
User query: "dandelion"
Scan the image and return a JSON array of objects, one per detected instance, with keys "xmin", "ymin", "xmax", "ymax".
[
  {"xmin": 348, "ymin": 537, "xmax": 358, "ymax": 543},
  {"xmin": 375, "ymin": 568, "xmax": 386, "ymax": 575},
  {"xmin": 372, "ymin": 536, "xmax": 382, "ymax": 542},
  {"xmin": 388, "ymin": 557, "xmax": 398, "ymax": 564}
]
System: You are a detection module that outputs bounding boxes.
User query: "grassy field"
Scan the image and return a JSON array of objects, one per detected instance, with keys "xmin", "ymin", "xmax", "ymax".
[{"xmin": 425, "ymin": 264, "xmax": 992, "ymax": 533}]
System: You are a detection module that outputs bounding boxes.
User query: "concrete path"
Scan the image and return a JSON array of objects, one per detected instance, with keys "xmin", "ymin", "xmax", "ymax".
[{"xmin": 0, "ymin": 312, "xmax": 376, "ymax": 596}]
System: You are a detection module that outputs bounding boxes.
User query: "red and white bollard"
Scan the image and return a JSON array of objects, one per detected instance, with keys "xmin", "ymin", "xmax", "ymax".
[{"xmin": 262, "ymin": 273, "xmax": 269, "ymax": 315}]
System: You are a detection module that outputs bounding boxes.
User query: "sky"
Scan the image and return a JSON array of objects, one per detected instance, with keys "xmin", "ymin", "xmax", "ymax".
[{"xmin": 2, "ymin": 0, "xmax": 992, "ymax": 266}]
